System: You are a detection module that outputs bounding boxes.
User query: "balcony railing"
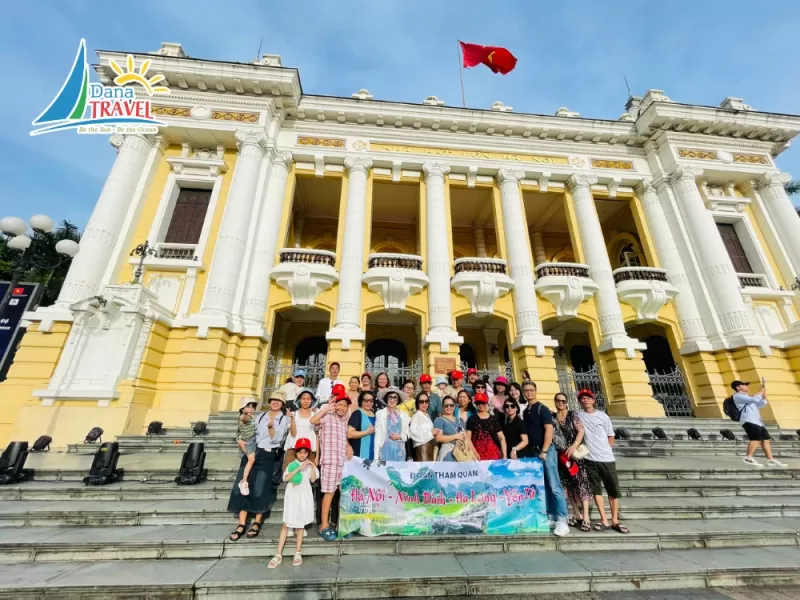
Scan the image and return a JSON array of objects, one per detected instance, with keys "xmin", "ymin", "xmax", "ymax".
[
  {"xmin": 453, "ymin": 257, "xmax": 508, "ymax": 275},
  {"xmin": 535, "ymin": 262, "xmax": 591, "ymax": 279},
  {"xmin": 613, "ymin": 267, "xmax": 668, "ymax": 284},
  {"xmin": 155, "ymin": 243, "xmax": 198, "ymax": 261},
  {"xmin": 367, "ymin": 253, "xmax": 423, "ymax": 270},
  {"xmin": 278, "ymin": 248, "xmax": 336, "ymax": 267},
  {"xmin": 737, "ymin": 273, "xmax": 768, "ymax": 288}
]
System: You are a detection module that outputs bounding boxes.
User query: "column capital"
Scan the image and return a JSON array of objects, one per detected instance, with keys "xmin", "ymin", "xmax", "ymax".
[
  {"xmin": 109, "ymin": 133, "xmax": 155, "ymax": 151},
  {"xmin": 423, "ymin": 161, "xmax": 450, "ymax": 179},
  {"xmin": 634, "ymin": 178, "xmax": 656, "ymax": 196},
  {"xmin": 270, "ymin": 150, "xmax": 293, "ymax": 170},
  {"xmin": 756, "ymin": 171, "xmax": 792, "ymax": 190},
  {"xmin": 669, "ymin": 165, "xmax": 703, "ymax": 185},
  {"xmin": 566, "ymin": 173, "xmax": 598, "ymax": 191},
  {"xmin": 344, "ymin": 156, "xmax": 373, "ymax": 174},
  {"xmin": 497, "ymin": 168, "xmax": 525, "ymax": 184},
  {"xmin": 234, "ymin": 129, "xmax": 267, "ymax": 151}
]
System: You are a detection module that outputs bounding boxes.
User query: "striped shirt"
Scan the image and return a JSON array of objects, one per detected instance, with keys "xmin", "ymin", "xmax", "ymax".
[
  {"xmin": 236, "ymin": 417, "xmax": 256, "ymax": 442},
  {"xmin": 318, "ymin": 410, "xmax": 349, "ymax": 466}
]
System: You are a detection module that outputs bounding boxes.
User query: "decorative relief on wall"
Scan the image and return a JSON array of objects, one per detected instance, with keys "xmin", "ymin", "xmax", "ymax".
[
  {"xmin": 678, "ymin": 148, "xmax": 717, "ymax": 160},
  {"xmin": 211, "ymin": 110, "xmax": 259, "ymax": 123},
  {"xmin": 732, "ymin": 153, "xmax": 769, "ymax": 165},
  {"xmin": 370, "ymin": 142, "xmax": 570, "ymax": 165},
  {"xmin": 152, "ymin": 105, "xmax": 191, "ymax": 117},
  {"xmin": 591, "ymin": 159, "xmax": 634, "ymax": 170},
  {"xmin": 297, "ymin": 136, "xmax": 346, "ymax": 148}
]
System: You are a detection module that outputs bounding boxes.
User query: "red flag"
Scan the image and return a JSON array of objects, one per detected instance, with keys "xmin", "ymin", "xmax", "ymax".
[{"xmin": 460, "ymin": 41, "xmax": 517, "ymax": 75}]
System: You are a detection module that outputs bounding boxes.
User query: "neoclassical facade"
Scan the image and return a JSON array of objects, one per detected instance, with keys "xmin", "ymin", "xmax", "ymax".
[{"xmin": 3, "ymin": 42, "xmax": 800, "ymax": 444}]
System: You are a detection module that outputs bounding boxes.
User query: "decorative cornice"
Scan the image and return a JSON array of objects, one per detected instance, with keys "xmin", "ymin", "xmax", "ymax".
[
  {"xmin": 591, "ymin": 159, "xmax": 634, "ymax": 170},
  {"xmin": 678, "ymin": 148, "xmax": 717, "ymax": 161},
  {"xmin": 297, "ymin": 136, "xmax": 346, "ymax": 148},
  {"xmin": 567, "ymin": 173, "xmax": 598, "ymax": 191},
  {"xmin": 344, "ymin": 156, "xmax": 372, "ymax": 174},
  {"xmin": 732, "ymin": 153, "xmax": 770, "ymax": 165}
]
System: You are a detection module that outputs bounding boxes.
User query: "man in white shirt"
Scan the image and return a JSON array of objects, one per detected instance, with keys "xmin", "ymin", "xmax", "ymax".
[
  {"xmin": 577, "ymin": 390, "xmax": 628, "ymax": 534},
  {"xmin": 732, "ymin": 379, "xmax": 786, "ymax": 467},
  {"xmin": 316, "ymin": 362, "xmax": 344, "ymax": 405}
]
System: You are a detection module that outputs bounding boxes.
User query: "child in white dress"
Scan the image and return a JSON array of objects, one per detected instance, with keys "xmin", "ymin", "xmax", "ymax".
[{"xmin": 268, "ymin": 437, "xmax": 318, "ymax": 568}]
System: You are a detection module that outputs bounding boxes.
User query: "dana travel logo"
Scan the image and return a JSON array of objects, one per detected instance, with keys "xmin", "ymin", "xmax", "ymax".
[{"xmin": 30, "ymin": 39, "xmax": 169, "ymax": 136}]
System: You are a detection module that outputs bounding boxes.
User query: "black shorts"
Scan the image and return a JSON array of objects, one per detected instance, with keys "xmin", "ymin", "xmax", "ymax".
[
  {"xmin": 585, "ymin": 459, "xmax": 621, "ymax": 499},
  {"xmin": 742, "ymin": 422, "xmax": 772, "ymax": 441}
]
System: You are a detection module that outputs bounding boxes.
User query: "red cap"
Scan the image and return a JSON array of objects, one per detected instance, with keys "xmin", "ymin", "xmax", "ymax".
[
  {"xmin": 451, "ymin": 370, "xmax": 464, "ymax": 380},
  {"xmin": 466, "ymin": 368, "xmax": 478, "ymax": 375},
  {"xmin": 495, "ymin": 376, "xmax": 509, "ymax": 385},
  {"xmin": 294, "ymin": 437, "xmax": 312, "ymax": 452},
  {"xmin": 331, "ymin": 383, "xmax": 348, "ymax": 401},
  {"xmin": 419, "ymin": 374, "xmax": 432, "ymax": 384},
  {"xmin": 577, "ymin": 389, "xmax": 594, "ymax": 400},
  {"xmin": 474, "ymin": 392, "xmax": 489, "ymax": 404},
  {"xmin": 559, "ymin": 452, "xmax": 579, "ymax": 476}
]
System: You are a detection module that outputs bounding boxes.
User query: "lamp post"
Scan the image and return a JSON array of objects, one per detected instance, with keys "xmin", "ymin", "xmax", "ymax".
[{"xmin": 0, "ymin": 215, "xmax": 80, "ymax": 315}]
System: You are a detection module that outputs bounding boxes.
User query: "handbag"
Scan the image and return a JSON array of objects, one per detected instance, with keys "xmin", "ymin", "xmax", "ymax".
[
  {"xmin": 572, "ymin": 444, "xmax": 589, "ymax": 460},
  {"xmin": 453, "ymin": 439, "xmax": 480, "ymax": 462}
]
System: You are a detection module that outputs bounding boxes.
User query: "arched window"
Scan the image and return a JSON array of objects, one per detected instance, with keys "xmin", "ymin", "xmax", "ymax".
[
  {"xmin": 459, "ymin": 344, "xmax": 477, "ymax": 369},
  {"xmin": 570, "ymin": 345, "xmax": 595, "ymax": 373},
  {"xmin": 366, "ymin": 339, "xmax": 407, "ymax": 370},
  {"xmin": 619, "ymin": 242, "xmax": 642, "ymax": 267},
  {"xmin": 294, "ymin": 336, "xmax": 327, "ymax": 366},
  {"xmin": 641, "ymin": 335, "xmax": 676, "ymax": 374}
]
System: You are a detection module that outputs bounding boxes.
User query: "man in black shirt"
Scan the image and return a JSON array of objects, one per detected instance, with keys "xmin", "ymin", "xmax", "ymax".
[{"xmin": 522, "ymin": 380, "xmax": 569, "ymax": 537}]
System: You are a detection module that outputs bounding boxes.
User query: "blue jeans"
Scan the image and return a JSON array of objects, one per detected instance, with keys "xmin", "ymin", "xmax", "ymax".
[{"xmin": 542, "ymin": 446, "xmax": 568, "ymax": 520}]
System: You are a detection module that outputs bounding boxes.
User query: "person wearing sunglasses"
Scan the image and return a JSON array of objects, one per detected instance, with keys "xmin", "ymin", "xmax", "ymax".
[
  {"xmin": 347, "ymin": 391, "xmax": 377, "ymax": 460},
  {"xmin": 409, "ymin": 392, "xmax": 442, "ymax": 461},
  {"xmin": 374, "ymin": 388, "xmax": 410, "ymax": 462},
  {"xmin": 433, "ymin": 396, "xmax": 465, "ymax": 462},
  {"xmin": 466, "ymin": 392, "xmax": 506, "ymax": 460},
  {"xmin": 501, "ymin": 399, "xmax": 528, "ymax": 459},
  {"xmin": 552, "ymin": 392, "xmax": 591, "ymax": 532}
]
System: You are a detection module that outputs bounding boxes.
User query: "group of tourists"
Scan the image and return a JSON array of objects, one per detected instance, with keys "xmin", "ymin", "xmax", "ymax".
[{"xmin": 227, "ymin": 363, "xmax": 632, "ymax": 568}]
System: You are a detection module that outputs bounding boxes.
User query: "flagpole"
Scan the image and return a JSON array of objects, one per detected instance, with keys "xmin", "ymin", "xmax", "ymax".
[{"xmin": 457, "ymin": 40, "xmax": 466, "ymax": 107}]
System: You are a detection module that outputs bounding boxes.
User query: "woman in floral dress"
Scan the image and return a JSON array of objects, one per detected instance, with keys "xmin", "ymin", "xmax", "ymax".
[{"xmin": 552, "ymin": 392, "xmax": 592, "ymax": 531}]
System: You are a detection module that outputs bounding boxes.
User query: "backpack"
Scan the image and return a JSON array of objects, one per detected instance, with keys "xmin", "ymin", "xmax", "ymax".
[{"xmin": 722, "ymin": 396, "xmax": 741, "ymax": 422}]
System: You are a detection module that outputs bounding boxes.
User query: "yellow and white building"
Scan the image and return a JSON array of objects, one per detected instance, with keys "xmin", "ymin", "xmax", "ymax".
[{"xmin": 3, "ymin": 42, "xmax": 800, "ymax": 445}]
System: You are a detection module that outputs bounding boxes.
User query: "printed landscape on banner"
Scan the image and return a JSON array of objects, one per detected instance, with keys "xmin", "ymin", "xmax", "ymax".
[{"xmin": 339, "ymin": 458, "xmax": 548, "ymax": 537}]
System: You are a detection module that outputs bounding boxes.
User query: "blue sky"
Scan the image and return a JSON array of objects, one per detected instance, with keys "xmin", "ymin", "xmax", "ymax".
[{"xmin": 1, "ymin": 0, "xmax": 799, "ymax": 228}]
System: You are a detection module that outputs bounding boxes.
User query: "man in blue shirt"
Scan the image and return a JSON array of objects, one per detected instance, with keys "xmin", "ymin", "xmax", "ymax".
[{"xmin": 732, "ymin": 379, "xmax": 786, "ymax": 467}]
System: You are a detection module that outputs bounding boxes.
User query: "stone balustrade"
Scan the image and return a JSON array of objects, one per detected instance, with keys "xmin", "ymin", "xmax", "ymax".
[
  {"xmin": 278, "ymin": 248, "xmax": 336, "ymax": 267},
  {"xmin": 155, "ymin": 243, "xmax": 198, "ymax": 261},
  {"xmin": 367, "ymin": 253, "xmax": 424, "ymax": 271},
  {"xmin": 612, "ymin": 267, "xmax": 677, "ymax": 322},
  {"xmin": 737, "ymin": 273, "xmax": 768, "ymax": 289},
  {"xmin": 363, "ymin": 253, "xmax": 428, "ymax": 313},
  {"xmin": 535, "ymin": 262, "xmax": 591, "ymax": 279},
  {"xmin": 613, "ymin": 267, "xmax": 669, "ymax": 284},
  {"xmin": 533, "ymin": 262, "xmax": 597, "ymax": 318},
  {"xmin": 453, "ymin": 257, "xmax": 508, "ymax": 275}
]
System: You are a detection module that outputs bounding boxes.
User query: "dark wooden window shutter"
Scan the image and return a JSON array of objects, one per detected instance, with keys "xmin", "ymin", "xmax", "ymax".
[
  {"xmin": 716, "ymin": 223, "xmax": 753, "ymax": 274},
  {"xmin": 164, "ymin": 188, "xmax": 211, "ymax": 244}
]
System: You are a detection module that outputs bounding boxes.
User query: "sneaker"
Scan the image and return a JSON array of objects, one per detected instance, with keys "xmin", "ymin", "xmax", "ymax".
[
  {"xmin": 553, "ymin": 520, "xmax": 570, "ymax": 537},
  {"xmin": 548, "ymin": 519, "xmax": 556, "ymax": 530},
  {"xmin": 743, "ymin": 457, "xmax": 763, "ymax": 467},
  {"xmin": 238, "ymin": 480, "xmax": 250, "ymax": 495},
  {"xmin": 767, "ymin": 459, "xmax": 788, "ymax": 467}
]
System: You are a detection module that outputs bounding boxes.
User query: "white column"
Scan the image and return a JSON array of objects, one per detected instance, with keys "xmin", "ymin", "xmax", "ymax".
[
  {"xmin": 422, "ymin": 162, "xmax": 463, "ymax": 352},
  {"xmin": 241, "ymin": 151, "xmax": 293, "ymax": 337},
  {"xmin": 326, "ymin": 157, "xmax": 372, "ymax": 349},
  {"xmin": 637, "ymin": 180, "xmax": 710, "ymax": 352},
  {"xmin": 568, "ymin": 174, "xmax": 644, "ymax": 355},
  {"xmin": 474, "ymin": 226, "xmax": 487, "ymax": 258},
  {"xmin": 498, "ymin": 169, "xmax": 555, "ymax": 353},
  {"xmin": 200, "ymin": 129, "xmax": 267, "ymax": 321},
  {"xmin": 57, "ymin": 134, "xmax": 155, "ymax": 306},
  {"xmin": 756, "ymin": 172, "xmax": 800, "ymax": 273},
  {"xmin": 531, "ymin": 231, "xmax": 546, "ymax": 266},
  {"xmin": 669, "ymin": 166, "xmax": 759, "ymax": 341}
]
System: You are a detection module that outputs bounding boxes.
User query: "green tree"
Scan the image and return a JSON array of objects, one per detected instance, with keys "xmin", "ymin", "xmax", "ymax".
[
  {"xmin": 785, "ymin": 180, "xmax": 800, "ymax": 196},
  {"xmin": 0, "ymin": 220, "xmax": 81, "ymax": 307}
]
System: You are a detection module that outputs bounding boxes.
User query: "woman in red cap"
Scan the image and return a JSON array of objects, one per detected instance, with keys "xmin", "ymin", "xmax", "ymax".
[
  {"xmin": 467, "ymin": 392, "xmax": 506, "ymax": 460},
  {"xmin": 268, "ymin": 437, "xmax": 318, "ymax": 568}
]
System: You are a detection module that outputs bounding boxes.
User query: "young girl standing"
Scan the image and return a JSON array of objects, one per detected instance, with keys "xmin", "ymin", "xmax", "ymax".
[{"xmin": 268, "ymin": 438, "xmax": 318, "ymax": 568}]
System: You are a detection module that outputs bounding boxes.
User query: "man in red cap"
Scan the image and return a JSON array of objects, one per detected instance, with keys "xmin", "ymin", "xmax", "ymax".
[
  {"xmin": 419, "ymin": 374, "xmax": 442, "ymax": 418},
  {"xmin": 310, "ymin": 382, "xmax": 353, "ymax": 541},
  {"xmin": 448, "ymin": 370, "xmax": 465, "ymax": 398}
]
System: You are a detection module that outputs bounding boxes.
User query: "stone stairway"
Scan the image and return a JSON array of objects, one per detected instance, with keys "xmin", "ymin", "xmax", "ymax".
[{"xmin": 1, "ymin": 452, "xmax": 800, "ymax": 597}]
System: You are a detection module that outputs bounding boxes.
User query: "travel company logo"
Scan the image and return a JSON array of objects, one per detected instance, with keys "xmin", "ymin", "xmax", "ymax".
[{"xmin": 30, "ymin": 39, "xmax": 169, "ymax": 136}]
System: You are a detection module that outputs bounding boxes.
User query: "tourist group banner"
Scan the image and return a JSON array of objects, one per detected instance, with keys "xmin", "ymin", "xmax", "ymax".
[{"xmin": 338, "ymin": 457, "xmax": 548, "ymax": 537}]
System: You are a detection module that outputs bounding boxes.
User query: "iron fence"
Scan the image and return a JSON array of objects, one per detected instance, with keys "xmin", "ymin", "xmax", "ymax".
[
  {"xmin": 262, "ymin": 355, "xmax": 327, "ymax": 399},
  {"xmin": 648, "ymin": 366, "xmax": 693, "ymax": 417},
  {"xmin": 364, "ymin": 357, "xmax": 422, "ymax": 388}
]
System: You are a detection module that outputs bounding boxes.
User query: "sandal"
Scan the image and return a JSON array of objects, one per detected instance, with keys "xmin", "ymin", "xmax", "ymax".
[
  {"xmin": 567, "ymin": 517, "xmax": 579, "ymax": 527},
  {"xmin": 229, "ymin": 525, "xmax": 246, "ymax": 542},
  {"xmin": 579, "ymin": 521, "xmax": 591, "ymax": 532},
  {"xmin": 292, "ymin": 552, "xmax": 302, "ymax": 566},
  {"xmin": 268, "ymin": 555, "xmax": 282, "ymax": 569},
  {"xmin": 593, "ymin": 522, "xmax": 610, "ymax": 532},
  {"xmin": 247, "ymin": 522, "xmax": 262, "ymax": 538},
  {"xmin": 612, "ymin": 522, "xmax": 629, "ymax": 534}
]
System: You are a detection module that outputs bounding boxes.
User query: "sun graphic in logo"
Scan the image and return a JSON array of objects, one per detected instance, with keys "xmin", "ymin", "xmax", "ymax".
[{"xmin": 109, "ymin": 55, "xmax": 170, "ymax": 96}]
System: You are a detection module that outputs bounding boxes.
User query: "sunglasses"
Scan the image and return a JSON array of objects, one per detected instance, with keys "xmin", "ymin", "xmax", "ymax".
[
  {"xmin": 503, "ymin": 404, "xmax": 516, "ymax": 410},
  {"xmin": 443, "ymin": 403, "xmax": 455, "ymax": 408},
  {"xmin": 475, "ymin": 384, "xmax": 485, "ymax": 389},
  {"xmin": 362, "ymin": 398, "xmax": 374, "ymax": 403},
  {"xmin": 419, "ymin": 400, "xmax": 430, "ymax": 404},
  {"xmin": 554, "ymin": 398, "xmax": 568, "ymax": 403},
  {"xmin": 475, "ymin": 401, "xmax": 488, "ymax": 405}
]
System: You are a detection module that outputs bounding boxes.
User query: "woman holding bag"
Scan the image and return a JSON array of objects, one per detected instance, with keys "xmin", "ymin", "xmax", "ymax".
[
  {"xmin": 433, "ymin": 396, "xmax": 465, "ymax": 461},
  {"xmin": 552, "ymin": 392, "xmax": 592, "ymax": 532}
]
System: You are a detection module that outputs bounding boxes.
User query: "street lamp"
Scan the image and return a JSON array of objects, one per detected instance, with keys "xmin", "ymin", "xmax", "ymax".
[{"xmin": 0, "ymin": 215, "xmax": 80, "ymax": 314}]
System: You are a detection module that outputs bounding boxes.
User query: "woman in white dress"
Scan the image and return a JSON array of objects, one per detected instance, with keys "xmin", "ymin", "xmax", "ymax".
[
  {"xmin": 269, "ymin": 438, "xmax": 317, "ymax": 569},
  {"xmin": 374, "ymin": 388, "xmax": 411, "ymax": 461},
  {"xmin": 409, "ymin": 392, "xmax": 441, "ymax": 461},
  {"xmin": 283, "ymin": 389, "xmax": 318, "ymax": 470}
]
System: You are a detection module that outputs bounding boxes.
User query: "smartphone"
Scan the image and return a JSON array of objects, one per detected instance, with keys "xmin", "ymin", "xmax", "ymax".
[{"xmin": 761, "ymin": 377, "xmax": 766, "ymax": 387}]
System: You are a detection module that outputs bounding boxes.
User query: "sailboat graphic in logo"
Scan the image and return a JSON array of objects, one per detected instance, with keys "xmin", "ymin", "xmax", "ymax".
[{"xmin": 31, "ymin": 39, "xmax": 168, "ymax": 136}]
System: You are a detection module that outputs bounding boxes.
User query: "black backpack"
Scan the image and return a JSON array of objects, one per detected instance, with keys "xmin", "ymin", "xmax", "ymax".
[{"xmin": 722, "ymin": 396, "xmax": 741, "ymax": 422}]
